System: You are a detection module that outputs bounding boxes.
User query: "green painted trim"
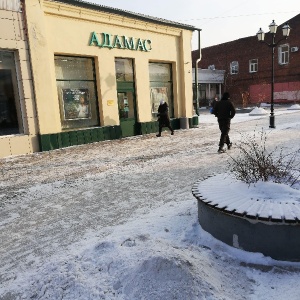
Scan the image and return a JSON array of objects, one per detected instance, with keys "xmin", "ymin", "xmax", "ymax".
[
  {"xmin": 96, "ymin": 128, "xmax": 104, "ymax": 141},
  {"xmin": 38, "ymin": 119, "xmax": 181, "ymax": 152},
  {"xmin": 69, "ymin": 131, "xmax": 78, "ymax": 146},
  {"xmin": 138, "ymin": 119, "xmax": 180, "ymax": 134},
  {"xmin": 188, "ymin": 117, "xmax": 199, "ymax": 128},
  {"xmin": 59, "ymin": 132, "xmax": 70, "ymax": 148},
  {"xmin": 171, "ymin": 118, "xmax": 180, "ymax": 130},
  {"xmin": 39, "ymin": 134, "xmax": 51, "ymax": 151},
  {"xmin": 116, "ymin": 82, "xmax": 135, "ymax": 90},
  {"xmin": 90, "ymin": 129, "xmax": 98, "ymax": 142}
]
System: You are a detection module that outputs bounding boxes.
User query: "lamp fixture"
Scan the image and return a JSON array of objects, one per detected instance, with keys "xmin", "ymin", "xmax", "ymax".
[{"xmin": 256, "ymin": 20, "xmax": 291, "ymax": 128}]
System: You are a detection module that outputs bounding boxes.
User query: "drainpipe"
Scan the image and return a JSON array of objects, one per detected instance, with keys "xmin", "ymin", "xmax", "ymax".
[{"xmin": 195, "ymin": 29, "xmax": 202, "ymax": 116}]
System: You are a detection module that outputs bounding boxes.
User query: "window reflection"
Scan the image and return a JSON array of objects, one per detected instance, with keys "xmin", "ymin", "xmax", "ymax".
[
  {"xmin": 118, "ymin": 92, "xmax": 134, "ymax": 119},
  {"xmin": 115, "ymin": 58, "xmax": 134, "ymax": 82},
  {"xmin": 0, "ymin": 51, "xmax": 22, "ymax": 136},
  {"xmin": 55, "ymin": 56, "xmax": 99, "ymax": 129},
  {"xmin": 149, "ymin": 62, "xmax": 173, "ymax": 120}
]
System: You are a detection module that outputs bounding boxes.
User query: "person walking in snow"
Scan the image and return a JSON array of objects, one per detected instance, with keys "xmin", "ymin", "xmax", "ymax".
[
  {"xmin": 156, "ymin": 100, "xmax": 174, "ymax": 137},
  {"xmin": 214, "ymin": 92, "xmax": 236, "ymax": 153}
]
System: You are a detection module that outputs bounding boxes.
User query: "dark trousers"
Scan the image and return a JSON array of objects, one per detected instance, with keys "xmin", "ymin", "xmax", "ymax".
[
  {"xmin": 218, "ymin": 118, "xmax": 231, "ymax": 147},
  {"xmin": 158, "ymin": 123, "xmax": 173, "ymax": 134}
]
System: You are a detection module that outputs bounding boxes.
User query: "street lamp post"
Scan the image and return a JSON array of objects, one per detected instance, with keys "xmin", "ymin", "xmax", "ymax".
[{"xmin": 256, "ymin": 20, "xmax": 291, "ymax": 128}]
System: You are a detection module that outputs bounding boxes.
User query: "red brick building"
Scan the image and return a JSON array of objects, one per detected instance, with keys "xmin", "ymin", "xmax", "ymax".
[{"xmin": 192, "ymin": 14, "xmax": 300, "ymax": 106}]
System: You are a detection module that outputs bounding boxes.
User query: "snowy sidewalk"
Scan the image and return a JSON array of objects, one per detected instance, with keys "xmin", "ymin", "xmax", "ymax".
[{"xmin": 0, "ymin": 110, "xmax": 300, "ymax": 299}]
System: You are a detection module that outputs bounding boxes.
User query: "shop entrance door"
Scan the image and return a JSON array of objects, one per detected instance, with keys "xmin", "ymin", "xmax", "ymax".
[{"xmin": 117, "ymin": 89, "xmax": 137, "ymax": 137}]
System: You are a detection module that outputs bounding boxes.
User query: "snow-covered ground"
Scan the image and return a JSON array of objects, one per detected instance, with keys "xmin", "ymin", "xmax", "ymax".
[{"xmin": 1, "ymin": 107, "xmax": 300, "ymax": 300}]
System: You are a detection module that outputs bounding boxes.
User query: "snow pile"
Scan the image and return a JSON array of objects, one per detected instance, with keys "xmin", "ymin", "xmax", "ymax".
[
  {"xmin": 6, "ymin": 169, "xmax": 300, "ymax": 299},
  {"xmin": 260, "ymin": 103, "xmax": 271, "ymax": 107},
  {"xmin": 199, "ymin": 174, "xmax": 300, "ymax": 204},
  {"xmin": 249, "ymin": 107, "xmax": 268, "ymax": 116},
  {"xmin": 287, "ymin": 104, "xmax": 300, "ymax": 110},
  {"xmin": 6, "ymin": 200, "xmax": 258, "ymax": 300}
]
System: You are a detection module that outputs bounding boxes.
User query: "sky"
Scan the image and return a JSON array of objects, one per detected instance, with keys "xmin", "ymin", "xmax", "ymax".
[
  {"xmin": 89, "ymin": 0, "xmax": 300, "ymax": 49},
  {"xmin": 1, "ymin": 107, "xmax": 300, "ymax": 299}
]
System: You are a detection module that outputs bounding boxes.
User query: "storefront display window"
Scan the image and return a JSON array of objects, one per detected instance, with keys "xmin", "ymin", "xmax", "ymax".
[
  {"xmin": 55, "ymin": 56, "xmax": 99, "ymax": 129},
  {"xmin": 149, "ymin": 63, "xmax": 173, "ymax": 120},
  {"xmin": 0, "ymin": 51, "xmax": 22, "ymax": 136}
]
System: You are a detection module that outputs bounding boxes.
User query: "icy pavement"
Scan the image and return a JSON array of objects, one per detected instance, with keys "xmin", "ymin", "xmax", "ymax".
[{"xmin": 0, "ymin": 109, "xmax": 300, "ymax": 299}]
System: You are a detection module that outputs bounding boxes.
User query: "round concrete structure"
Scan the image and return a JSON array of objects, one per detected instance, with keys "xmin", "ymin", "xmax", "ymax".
[{"xmin": 192, "ymin": 175, "xmax": 300, "ymax": 261}]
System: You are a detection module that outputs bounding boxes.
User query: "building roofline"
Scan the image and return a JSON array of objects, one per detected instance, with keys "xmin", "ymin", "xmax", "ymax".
[
  {"xmin": 50, "ymin": 0, "xmax": 197, "ymax": 31},
  {"xmin": 196, "ymin": 13, "xmax": 300, "ymax": 51}
]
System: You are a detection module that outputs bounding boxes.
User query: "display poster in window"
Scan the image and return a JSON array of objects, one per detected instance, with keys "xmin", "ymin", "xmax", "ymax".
[
  {"xmin": 150, "ymin": 87, "xmax": 168, "ymax": 114},
  {"xmin": 62, "ymin": 89, "xmax": 91, "ymax": 120},
  {"xmin": 123, "ymin": 97, "xmax": 129, "ymax": 118}
]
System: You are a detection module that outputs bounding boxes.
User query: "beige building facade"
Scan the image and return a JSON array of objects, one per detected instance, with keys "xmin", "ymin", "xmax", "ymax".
[
  {"xmin": 0, "ymin": 0, "xmax": 39, "ymax": 157},
  {"xmin": 0, "ymin": 0, "xmax": 196, "ymax": 157}
]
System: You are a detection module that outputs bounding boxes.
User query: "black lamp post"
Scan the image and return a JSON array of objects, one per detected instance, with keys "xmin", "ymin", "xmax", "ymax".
[{"xmin": 256, "ymin": 20, "xmax": 291, "ymax": 128}]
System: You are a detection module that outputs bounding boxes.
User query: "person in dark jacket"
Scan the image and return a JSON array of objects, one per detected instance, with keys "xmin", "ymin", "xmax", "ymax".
[
  {"xmin": 156, "ymin": 100, "xmax": 174, "ymax": 137},
  {"xmin": 210, "ymin": 96, "xmax": 219, "ymax": 114},
  {"xmin": 214, "ymin": 92, "xmax": 236, "ymax": 153}
]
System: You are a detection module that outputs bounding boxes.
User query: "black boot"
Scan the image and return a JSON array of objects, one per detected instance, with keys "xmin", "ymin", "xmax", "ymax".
[{"xmin": 218, "ymin": 146, "xmax": 226, "ymax": 153}]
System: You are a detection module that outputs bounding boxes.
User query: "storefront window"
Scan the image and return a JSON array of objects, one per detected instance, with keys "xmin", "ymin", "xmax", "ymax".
[
  {"xmin": 149, "ymin": 63, "xmax": 173, "ymax": 120},
  {"xmin": 115, "ymin": 58, "xmax": 134, "ymax": 82},
  {"xmin": 0, "ymin": 51, "xmax": 22, "ymax": 136},
  {"xmin": 55, "ymin": 56, "xmax": 99, "ymax": 129}
]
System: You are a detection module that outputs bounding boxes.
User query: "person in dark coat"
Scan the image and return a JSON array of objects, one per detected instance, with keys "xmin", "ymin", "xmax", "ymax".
[
  {"xmin": 214, "ymin": 92, "xmax": 236, "ymax": 153},
  {"xmin": 210, "ymin": 96, "xmax": 219, "ymax": 114},
  {"xmin": 156, "ymin": 100, "xmax": 174, "ymax": 137}
]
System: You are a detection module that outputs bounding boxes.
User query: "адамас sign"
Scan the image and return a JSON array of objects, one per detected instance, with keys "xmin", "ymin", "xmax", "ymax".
[{"xmin": 89, "ymin": 32, "xmax": 152, "ymax": 52}]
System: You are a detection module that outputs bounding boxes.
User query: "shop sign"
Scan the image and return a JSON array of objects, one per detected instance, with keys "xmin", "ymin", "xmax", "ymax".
[
  {"xmin": 89, "ymin": 32, "xmax": 152, "ymax": 52},
  {"xmin": 107, "ymin": 100, "xmax": 114, "ymax": 106}
]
